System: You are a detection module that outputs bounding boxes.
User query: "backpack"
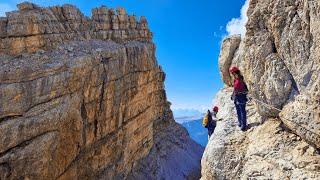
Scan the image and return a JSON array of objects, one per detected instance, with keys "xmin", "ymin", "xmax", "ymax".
[
  {"xmin": 240, "ymin": 76, "xmax": 249, "ymax": 94},
  {"xmin": 202, "ymin": 113, "xmax": 209, "ymax": 127}
]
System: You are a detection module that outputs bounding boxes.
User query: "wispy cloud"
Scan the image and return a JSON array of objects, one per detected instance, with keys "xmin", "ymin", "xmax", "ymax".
[
  {"xmin": 0, "ymin": 3, "xmax": 15, "ymax": 17},
  {"xmin": 226, "ymin": 0, "xmax": 249, "ymax": 37}
]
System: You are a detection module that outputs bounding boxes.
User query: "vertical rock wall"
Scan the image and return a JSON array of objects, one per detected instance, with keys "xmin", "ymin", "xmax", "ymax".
[
  {"xmin": 218, "ymin": 0, "xmax": 320, "ymax": 149},
  {"xmin": 0, "ymin": 3, "xmax": 203, "ymax": 180},
  {"xmin": 201, "ymin": 0, "xmax": 320, "ymax": 179}
]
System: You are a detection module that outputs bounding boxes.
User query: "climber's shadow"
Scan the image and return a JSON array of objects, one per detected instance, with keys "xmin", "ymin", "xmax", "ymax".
[{"xmin": 247, "ymin": 122, "xmax": 260, "ymax": 129}]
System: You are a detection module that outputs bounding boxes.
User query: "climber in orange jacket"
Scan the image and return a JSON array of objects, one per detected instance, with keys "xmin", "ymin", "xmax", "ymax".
[{"xmin": 229, "ymin": 66, "xmax": 249, "ymax": 131}]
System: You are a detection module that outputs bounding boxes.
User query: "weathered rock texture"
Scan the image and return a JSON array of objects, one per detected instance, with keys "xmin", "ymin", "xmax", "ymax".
[
  {"xmin": 202, "ymin": 0, "xmax": 320, "ymax": 179},
  {"xmin": 244, "ymin": 0, "xmax": 320, "ymax": 148},
  {"xmin": 0, "ymin": 2, "xmax": 203, "ymax": 180},
  {"xmin": 201, "ymin": 88, "xmax": 320, "ymax": 179},
  {"xmin": 218, "ymin": 0, "xmax": 320, "ymax": 148},
  {"xmin": 218, "ymin": 35, "xmax": 241, "ymax": 87},
  {"xmin": 0, "ymin": 3, "xmax": 152, "ymax": 55}
]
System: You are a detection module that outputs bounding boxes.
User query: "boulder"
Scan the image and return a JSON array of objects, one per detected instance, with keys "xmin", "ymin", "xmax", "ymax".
[
  {"xmin": 218, "ymin": 35, "xmax": 241, "ymax": 86},
  {"xmin": 17, "ymin": 2, "xmax": 40, "ymax": 11}
]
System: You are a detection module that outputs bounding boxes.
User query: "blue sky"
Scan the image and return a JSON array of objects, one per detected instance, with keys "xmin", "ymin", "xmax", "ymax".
[{"xmin": 0, "ymin": 0, "xmax": 248, "ymax": 111}]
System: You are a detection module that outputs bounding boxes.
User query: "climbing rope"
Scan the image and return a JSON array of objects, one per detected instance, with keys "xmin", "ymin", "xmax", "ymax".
[
  {"xmin": 246, "ymin": 93, "xmax": 320, "ymax": 138},
  {"xmin": 247, "ymin": 95, "xmax": 282, "ymax": 112}
]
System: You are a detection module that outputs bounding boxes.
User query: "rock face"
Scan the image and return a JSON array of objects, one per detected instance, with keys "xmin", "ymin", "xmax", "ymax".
[
  {"xmin": 217, "ymin": 0, "xmax": 320, "ymax": 148},
  {"xmin": 244, "ymin": 0, "xmax": 320, "ymax": 147},
  {"xmin": 0, "ymin": 3, "xmax": 152, "ymax": 55},
  {"xmin": 201, "ymin": 88, "xmax": 320, "ymax": 179},
  {"xmin": 203, "ymin": 0, "xmax": 320, "ymax": 179},
  {"xmin": 218, "ymin": 35, "xmax": 241, "ymax": 87},
  {"xmin": 0, "ymin": 2, "xmax": 203, "ymax": 180}
]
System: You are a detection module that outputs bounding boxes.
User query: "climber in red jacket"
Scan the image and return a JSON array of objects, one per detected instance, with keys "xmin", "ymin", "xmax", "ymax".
[
  {"xmin": 202, "ymin": 106, "xmax": 218, "ymax": 139},
  {"xmin": 229, "ymin": 66, "xmax": 249, "ymax": 131}
]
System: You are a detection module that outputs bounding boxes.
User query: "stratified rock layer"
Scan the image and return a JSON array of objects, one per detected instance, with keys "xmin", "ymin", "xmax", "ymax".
[
  {"xmin": 0, "ymin": 3, "xmax": 152, "ymax": 55},
  {"xmin": 0, "ymin": 3, "xmax": 203, "ymax": 180}
]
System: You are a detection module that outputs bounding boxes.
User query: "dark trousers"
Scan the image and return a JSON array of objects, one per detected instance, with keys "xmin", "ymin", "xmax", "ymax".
[
  {"xmin": 235, "ymin": 101, "xmax": 247, "ymax": 130},
  {"xmin": 208, "ymin": 129, "xmax": 214, "ymax": 137}
]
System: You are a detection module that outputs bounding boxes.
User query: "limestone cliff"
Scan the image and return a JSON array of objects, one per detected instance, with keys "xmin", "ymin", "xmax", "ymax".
[
  {"xmin": 202, "ymin": 0, "xmax": 320, "ymax": 179},
  {"xmin": 0, "ymin": 2, "xmax": 203, "ymax": 179}
]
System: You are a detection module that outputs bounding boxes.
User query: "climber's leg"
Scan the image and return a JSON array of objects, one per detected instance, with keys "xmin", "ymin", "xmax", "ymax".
[
  {"xmin": 240, "ymin": 103, "xmax": 247, "ymax": 131},
  {"xmin": 208, "ymin": 130, "xmax": 212, "ymax": 140},
  {"xmin": 208, "ymin": 129, "xmax": 213, "ymax": 137},
  {"xmin": 235, "ymin": 103, "xmax": 242, "ymax": 127}
]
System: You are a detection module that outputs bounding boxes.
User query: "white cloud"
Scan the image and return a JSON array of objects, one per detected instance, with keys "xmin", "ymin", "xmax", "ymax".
[
  {"xmin": 0, "ymin": 3, "xmax": 15, "ymax": 17},
  {"xmin": 226, "ymin": 0, "xmax": 249, "ymax": 37}
]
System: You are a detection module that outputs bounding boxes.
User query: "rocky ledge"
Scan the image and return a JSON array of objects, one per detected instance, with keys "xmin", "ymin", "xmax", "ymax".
[
  {"xmin": 201, "ymin": 0, "xmax": 320, "ymax": 179},
  {"xmin": 201, "ymin": 88, "xmax": 320, "ymax": 179}
]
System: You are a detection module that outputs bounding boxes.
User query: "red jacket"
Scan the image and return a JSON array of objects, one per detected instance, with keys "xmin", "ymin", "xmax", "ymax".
[{"xmin": 233, "ymin": 78, "xmax": 247, "ymax": 94}]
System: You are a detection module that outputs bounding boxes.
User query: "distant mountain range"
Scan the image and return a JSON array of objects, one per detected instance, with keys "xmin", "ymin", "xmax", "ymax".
[
  {"xmin": 181, "ymin": 119, "xmax": 208, "ymax": 147},
  {"xmin": 173, "ymin": 109, "xmax": 209, "ymax": 147},
  {"xmin": 173, "ymin": 108, "xmax": 206, "ymax": 123}
]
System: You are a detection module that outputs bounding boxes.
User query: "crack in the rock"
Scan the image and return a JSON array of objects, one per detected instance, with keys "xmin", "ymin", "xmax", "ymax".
[
  {"xmin": 0, "ymin": 115, "xmax": 23, "ymax": 126},
  {"xmin": 22, "ymin": 91, "xmax": 72, "ymax": 117},
  {"xmin": 123, "ymin": 105, "xmax": 151, "ymax": 125},
  {"xmin": 107, "ymin": 69, "xmax": 153, "ymax": 83},
  {"xmin": 0, "ymin": 23, "xmax": 135, "ymax": 39},
  {"xmin": 95, "ymin": 57, "xmax": 111, "ymax": 138},
  {"xmin": 0, "ymin": 130, "xmax": 58, "ymax": 158},
  {"xmin": 80, "ymin": 101, "xmax": 88, "ymax": 147},
  {"xmin": 280, "ymin": 121, "xmax": 320, "ymax": 153},
  {"xmin": 0, "ymin": 65, "xmax": 68, "ymax": 85}
]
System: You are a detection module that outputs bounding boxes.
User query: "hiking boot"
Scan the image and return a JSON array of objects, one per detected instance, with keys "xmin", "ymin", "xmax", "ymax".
[{"xmin": 241, "ymin": 126, "xmax": 247, "ymax": 131}]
